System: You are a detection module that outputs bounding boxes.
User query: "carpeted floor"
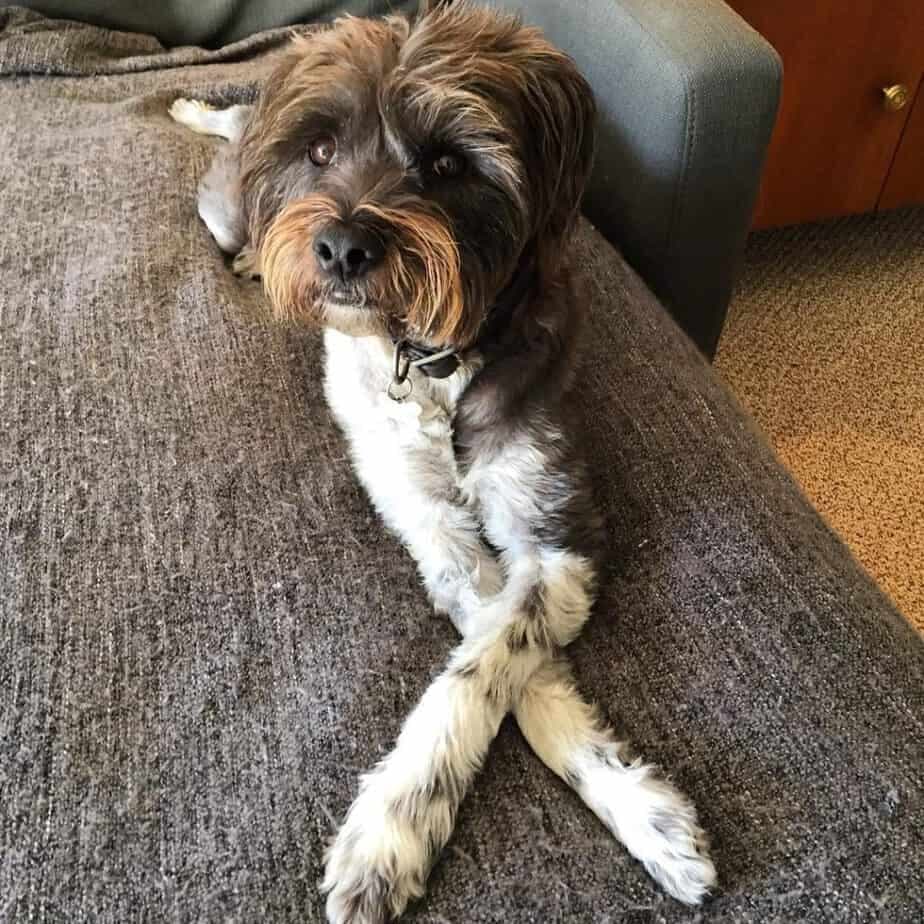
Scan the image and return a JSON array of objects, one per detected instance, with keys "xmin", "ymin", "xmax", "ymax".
[{"xmin": 717, "ymin": 206, "xmax": 924, "ymax": 632}]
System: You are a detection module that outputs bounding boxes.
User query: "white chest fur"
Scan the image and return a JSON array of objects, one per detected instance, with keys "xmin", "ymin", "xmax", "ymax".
[
  {"xmin": 322, "ymin": 328, "xmax": 479, "ymax": 505},
  {"xmin": 323, "ymin": 328, "xmax": 475, "ymax": 436},
  {"xmin": 321, "ymin": 327, "xmax": 498, "ymax": 632}
]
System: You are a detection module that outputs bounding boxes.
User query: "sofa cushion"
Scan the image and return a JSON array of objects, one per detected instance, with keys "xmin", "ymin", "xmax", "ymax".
[
  {"xmin": 1, "ymin": 11, "xmax": 922, "ymax": 923},
  {"xmin": 12, "ymin": 0, "xmax": 415, "ymax": 47}
]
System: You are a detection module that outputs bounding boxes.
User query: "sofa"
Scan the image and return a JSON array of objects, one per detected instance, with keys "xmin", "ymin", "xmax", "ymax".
[{"xmin": 1, "ymin": 2, "xmax": 922, "ymax": 922}]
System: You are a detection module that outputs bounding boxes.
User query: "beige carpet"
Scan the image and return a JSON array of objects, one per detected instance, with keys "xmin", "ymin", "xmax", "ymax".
[{"xmin": 716, "ymin": 207, "xmax": 924, "ymax": 632}]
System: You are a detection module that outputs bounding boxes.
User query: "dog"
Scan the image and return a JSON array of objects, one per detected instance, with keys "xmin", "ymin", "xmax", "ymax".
[{"xmin": 170, "ymin": 2, "xmax": 717, "ymax": 920}]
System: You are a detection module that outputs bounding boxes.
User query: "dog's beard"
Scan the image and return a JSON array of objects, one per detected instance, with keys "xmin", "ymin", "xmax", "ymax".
[
  {"xmin": 258, "ymin": 195, "xmax": 378, "ymax": 336},
  {"xmin": 258, "ymin": 193, "xmax": 475, "ymax": 346}
]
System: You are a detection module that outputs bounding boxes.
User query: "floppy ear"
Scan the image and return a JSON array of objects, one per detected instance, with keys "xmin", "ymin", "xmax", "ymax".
[{"xmin": 515, "ymin": 38, "xmax": 596, "ymax": 265}]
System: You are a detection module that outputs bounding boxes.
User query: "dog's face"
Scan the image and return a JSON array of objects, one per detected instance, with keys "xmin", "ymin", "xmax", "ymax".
[{"xmin": 239, "ymin": 1, "xmax": 595, "ymax": 349}]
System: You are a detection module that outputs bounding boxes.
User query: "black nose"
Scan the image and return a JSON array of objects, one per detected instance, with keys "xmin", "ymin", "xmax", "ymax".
[{"xmin": 313, "ymin": 224, "xmax": 384, "ymax": 282}]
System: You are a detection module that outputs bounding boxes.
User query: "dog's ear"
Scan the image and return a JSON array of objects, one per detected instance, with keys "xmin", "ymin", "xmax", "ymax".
[{"xmin": 514, "ymin": 38, "xmax": 596, "ymax": 263}]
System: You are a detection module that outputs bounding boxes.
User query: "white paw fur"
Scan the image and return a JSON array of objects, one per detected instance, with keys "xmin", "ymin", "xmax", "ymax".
[
  {"xmin": 168, "ymin": 97, "xmax": 216, "ymax": 134},
  {"xmin": 580, "ymin": 756, "xmax": 717, "ymax": 905},
  {"xmin": 322, "ymin": 783, "xmax": 431, "ymax": 924}
]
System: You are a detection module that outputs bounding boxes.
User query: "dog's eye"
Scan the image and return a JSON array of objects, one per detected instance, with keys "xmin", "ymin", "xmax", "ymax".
[
  {"xmin": 431, "ymin": 151, "xmax": 466, "ymax": 179},
  {"xmin": 309, "ymin": 135, "xmax": 336, "ymax": 167}
]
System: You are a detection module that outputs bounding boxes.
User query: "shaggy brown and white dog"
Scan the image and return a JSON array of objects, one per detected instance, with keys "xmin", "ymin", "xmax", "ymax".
[{"xmin": 171, "ymin": 2, "xmax": 716, "ymax": 920}]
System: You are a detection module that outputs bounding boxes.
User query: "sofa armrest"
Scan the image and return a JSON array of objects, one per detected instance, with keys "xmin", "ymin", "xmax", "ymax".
[{"xmin": 492, "ymin": 0, "xmax": 782, "ymax": 357}]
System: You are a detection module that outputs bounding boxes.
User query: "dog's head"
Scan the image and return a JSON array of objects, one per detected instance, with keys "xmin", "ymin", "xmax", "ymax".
[{"xmin": 239, "ymin": 0, "xmax": 595, "ymax": 348}]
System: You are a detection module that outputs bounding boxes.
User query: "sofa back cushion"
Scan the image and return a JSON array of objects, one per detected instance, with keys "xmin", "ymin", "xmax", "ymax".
[{"xmin": 14, "ymin": 0, "xmax": 415, "ymax": 46}]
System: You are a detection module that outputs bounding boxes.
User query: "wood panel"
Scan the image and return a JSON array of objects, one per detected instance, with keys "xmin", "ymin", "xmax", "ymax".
[
  {"xmin": 879, "ymin": 76, "xmax": 924, "ymax": 210},
  {"xmin": 727, "ymin": 1, "xmax": 924, "ymax": 228}
]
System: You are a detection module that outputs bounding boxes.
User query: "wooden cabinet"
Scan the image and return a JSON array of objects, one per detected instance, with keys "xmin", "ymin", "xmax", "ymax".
[
  {"xmin": 880, "ymin": 83, "xmax": 924, "ymax": 210},
  {"xmin": 726, "ymin": 1, "xmax": 924, "ymax": 228}
]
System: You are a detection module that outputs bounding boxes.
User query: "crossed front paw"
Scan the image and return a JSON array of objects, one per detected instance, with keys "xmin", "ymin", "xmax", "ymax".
[{"xmin": 322, "ymin": 791, "xmax": 434, "ymax": 924}]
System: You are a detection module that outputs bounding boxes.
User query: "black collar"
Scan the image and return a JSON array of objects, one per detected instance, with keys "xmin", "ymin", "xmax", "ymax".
[
  {"xmin": 392, "ymin": 252, "xmax": 537, "ymax": 380},
  {"xmin": 393, "ymin": 340, "xmax": 463, "ymax": 379}
]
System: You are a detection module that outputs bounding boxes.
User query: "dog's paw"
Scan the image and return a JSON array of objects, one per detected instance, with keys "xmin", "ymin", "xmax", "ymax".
[
  {"xmin": 231, "ymin": 248, "xmax": 261, "ymax": 280},
  {"xmin": 322, "ymin": 787, "xmax": 431, "ymax": 924},
  {"xmin": 323, "ymin": 858, "xmax": 392, "ymax": 924},
  {"xmin": 168, "ymin": 98, "xmax": 215, "ymax": 132},
  {"xmin": 637, "ymin": 797, "xmax": 717, "ymax": 905},
  {"xmin": 580, "ymin": 759, "xmax": 717, "ymax": 905}
]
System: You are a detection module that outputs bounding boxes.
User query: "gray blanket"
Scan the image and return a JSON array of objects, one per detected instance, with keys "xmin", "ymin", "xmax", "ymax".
[{"xmin": 1, "ymin": 8, "xmax": 922, "ymax": 922}]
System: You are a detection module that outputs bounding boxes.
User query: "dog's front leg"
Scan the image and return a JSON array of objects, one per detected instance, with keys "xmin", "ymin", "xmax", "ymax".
[
  {"xmin": 324, "ymin": 420, "xmax": 714, "ymax": 921},
  {"xmin": 337, "ymin": 399, "xmax": 504, "ymax": 637},
  {"xmin": 513, "ymin": 656, "xmax": 717, "ymax": 905},
  {"xmin": 169, "ymin": 98, "xmax": 251, "ymax": 142},
  {"xmin": 323, "ymin": 488, "xmax": 624, "ymax": 920},
  {"xmin": 169, "ymin": 100, "xmax": 252, "ymax": 257}
]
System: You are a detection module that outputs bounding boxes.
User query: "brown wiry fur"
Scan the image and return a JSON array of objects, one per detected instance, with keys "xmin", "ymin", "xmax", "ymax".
[
  {"xmin": 233, "ymin": 1, "xmax": 595, "ymax": 352},
  {"xmin": 260, "ymin": 193, "xmax": 467, "ymax": 343},
  {"xmin": 395, "ymin": 5, "xmax": 595, "ymax": 279},
  {"xmin": 259, "ymin": 195, "xmax": 342, "ymax": 323},
  {"xmin": 352, "ymin": 201, "xmax": 467, "ymax": 345}
]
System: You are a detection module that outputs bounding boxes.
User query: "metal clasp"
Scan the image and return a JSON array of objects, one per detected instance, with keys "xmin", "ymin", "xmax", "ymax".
[{"xmin": 388, "ymin": 340, "xmax": 414, "ymax": 402}]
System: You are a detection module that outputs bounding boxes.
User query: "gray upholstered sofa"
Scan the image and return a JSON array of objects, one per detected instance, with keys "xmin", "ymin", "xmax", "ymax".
[{"xmin": 1, "ymin": 2, "xmax": 922, "ymax": 923}]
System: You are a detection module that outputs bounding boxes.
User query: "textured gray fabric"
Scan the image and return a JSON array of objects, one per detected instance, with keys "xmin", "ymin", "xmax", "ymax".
[
  {"xmin": 491, "ymin": 0, "xmax": 782, "ymax": 357},
  {"xmin": 13, "ymin": 0, "xmax": 415, "ymax": 46},
  {"xmin": 1, "ymin": 9, "xmax": 922, "ymax": 923}
]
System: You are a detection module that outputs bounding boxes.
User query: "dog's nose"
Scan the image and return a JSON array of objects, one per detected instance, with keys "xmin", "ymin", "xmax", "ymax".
[{"xmin": 313, "ymin": 224, "xmax": 384, "ymax": 282}]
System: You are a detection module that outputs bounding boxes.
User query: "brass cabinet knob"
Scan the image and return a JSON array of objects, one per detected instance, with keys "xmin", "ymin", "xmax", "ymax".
[{"xmin": 882, "ymin": 84, "xmax": 910, "ymax": 112}]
